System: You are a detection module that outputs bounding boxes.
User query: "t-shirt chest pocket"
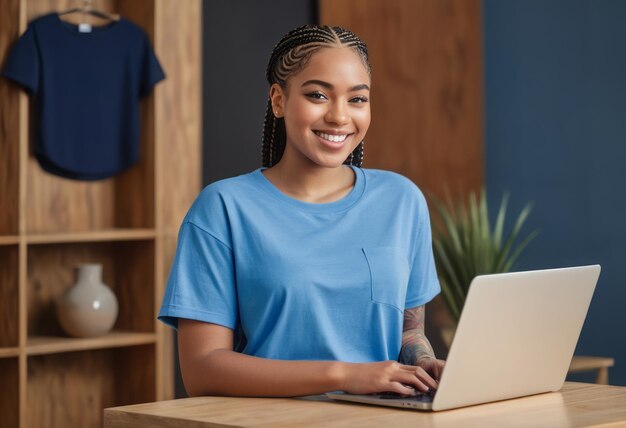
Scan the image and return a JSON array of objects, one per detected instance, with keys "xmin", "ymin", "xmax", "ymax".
[{"xmin": 362, "ymin": 247, "xmax": 410, "ymax": 312}]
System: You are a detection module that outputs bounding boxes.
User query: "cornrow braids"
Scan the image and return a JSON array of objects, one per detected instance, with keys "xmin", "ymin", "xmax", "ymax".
[{"xmin": 261, "ymin": 25, "xmax": 370, "ymax": 168}]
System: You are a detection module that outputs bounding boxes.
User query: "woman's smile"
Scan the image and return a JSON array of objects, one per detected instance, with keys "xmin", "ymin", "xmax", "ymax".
[{"xmin": 313, "ymin": 130, "xmax": 355, "ymax": 149}]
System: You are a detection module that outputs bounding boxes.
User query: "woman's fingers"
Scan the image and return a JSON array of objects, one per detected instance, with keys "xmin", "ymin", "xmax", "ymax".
[
  {"xmin": 398, "ymin": 363, "xmax": 419, "ymax": 371},
  {"xmin": 393, "ymin": 369, "xmax": 431, "ymax": 392},
  {"xmin": 431, "ymin": 364, "xmax": 440, "ymax": 382},
  {"xmin": 417, "ymin": 358, "xmax": 447, "ymax": 383},
  {"xmin": 402, "ymin": 366, "xmax": 438, "ymax": 391},
  {"xmin": 342, "ymin": 361, "xmax": 445, "ymax": 395},
  {"xmin": 397, "ymin": 363, "xmax": 439, "ymax": 390},
  {"xmin": 398, "ymin": 373, "xmax": 429, "ymax": 394},
  {"xmin": 415, "ymin": 366, "xmax": 439, "ymax": 390},
  {"xmin": 398, "ymin": 360, "xmax": 441, "ymax": 389},
  {"xmin": 389, "ymin": 382, "xmax": 420, "ymax": 396},
  {"xmin": 432, "ymin": 359, "xmax": 445, "ymax": 381}
]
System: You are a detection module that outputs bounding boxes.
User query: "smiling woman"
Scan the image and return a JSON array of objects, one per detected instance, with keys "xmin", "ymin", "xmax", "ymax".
[
  {"xmin": 158, "ymin": 25, "xmax": 444, "ymax": 398},
  {"xmin": 265, "ymin": 46, "xmax": 371, "ymax": 201}
]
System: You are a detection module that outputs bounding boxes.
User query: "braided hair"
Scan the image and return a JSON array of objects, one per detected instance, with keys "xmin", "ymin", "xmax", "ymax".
[{"xmin": 262, "ymin": 25, "xmax": 371, "ymax": 168}]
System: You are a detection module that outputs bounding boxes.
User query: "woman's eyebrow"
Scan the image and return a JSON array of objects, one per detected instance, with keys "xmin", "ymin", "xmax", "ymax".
[{"xmin": 301, "ymin": 79, "xmax": 370, "ymax": 91}]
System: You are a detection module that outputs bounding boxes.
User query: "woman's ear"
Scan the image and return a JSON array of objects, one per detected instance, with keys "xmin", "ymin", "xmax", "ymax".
[{"xmin": 269, "ymin": 83, "xmax": 285, "ymax": 118}]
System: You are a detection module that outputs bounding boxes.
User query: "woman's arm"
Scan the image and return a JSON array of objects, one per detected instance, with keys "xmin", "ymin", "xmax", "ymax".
[
  {"xmin": 399, "ymin": 305, "xmax": 445, "ymax": 381},
  {"xmin": 177, "ymin": 318, "xmax": 439, "ymax": 397}
]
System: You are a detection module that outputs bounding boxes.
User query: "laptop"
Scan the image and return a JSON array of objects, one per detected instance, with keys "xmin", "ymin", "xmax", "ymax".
[{"xmin": 326, "ymin": 265, "xmax": 601, "ymax": 411}]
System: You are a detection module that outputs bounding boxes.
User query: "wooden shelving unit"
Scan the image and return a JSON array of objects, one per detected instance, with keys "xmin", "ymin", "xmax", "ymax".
[
  {"xmin": 26, "ymin": 229, "xmax": 158, "ymax": 244},
  {"xmin": 0, "ymin": 236, "xmax": 20, "ymax": 245},
  {"xmin": 26, "ymin": 332, "xmax": 157, "ymax": 355},
  {"xmin": 0, "ymin": 1, "xmax": 202, "ymax": 427}
]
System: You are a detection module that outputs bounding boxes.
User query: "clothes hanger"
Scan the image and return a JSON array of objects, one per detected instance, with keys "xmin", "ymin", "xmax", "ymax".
[{"xmin": 58, "ymin": 0, "xmax": 120, "ymax": 23}]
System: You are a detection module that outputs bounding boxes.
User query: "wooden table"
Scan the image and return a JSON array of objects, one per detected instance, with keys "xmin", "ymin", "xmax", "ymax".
[{"xmin": 104, "ymin": 382, "xmax": 626, "ymax": 428}]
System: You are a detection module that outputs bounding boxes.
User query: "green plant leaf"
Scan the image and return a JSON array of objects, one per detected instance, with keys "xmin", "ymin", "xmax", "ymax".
[
  {"xmin": 495, "ymin": 202, "xmax": 534, "ymax": 272},
  {"xmin": 440, "ymin": 280, "xmax": 462, "ymax": 321},
  {"xmin": 433, "ymin": 200, "xmax": 463, "ymax": 254},
  {"xmin": 493, "ymin": 192, "xmax": 509, "ymax": 250},
  {"xmin": 503, "ymin": 229, "xmax": 540, "ymax": 272},
  {"xmin": 431, "ymin": 188, "xmax": 538, "ymax": 321},
  {"xmin": 433, "ymin": 239, "xmax": 466, "ymax": 306}
]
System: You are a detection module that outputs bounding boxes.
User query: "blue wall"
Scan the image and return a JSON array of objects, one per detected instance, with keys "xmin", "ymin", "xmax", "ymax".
[{"xmin": 484, "ymin": 0, "xmax": 626, "ymax": 385}]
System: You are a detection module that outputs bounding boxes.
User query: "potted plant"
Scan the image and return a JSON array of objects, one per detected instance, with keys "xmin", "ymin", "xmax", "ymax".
[{"xmin": 431, "ymin": 189, "xmax": 538, "ymax": 345}]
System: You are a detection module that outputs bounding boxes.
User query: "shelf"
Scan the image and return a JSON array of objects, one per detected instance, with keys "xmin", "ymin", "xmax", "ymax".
[
  {"xmin": 27, "ymin": 331, "xmax": 156, "ymax": 356},
  {"xmin": 0, "ymin": 347, "xmax": 20, "ymax": 358},
  {"xmin": 26, "ymin": 228, "xmax": 157, "ymax": 244},
  {"xmin": 0, "ymin": 235, "xmax": 19, "ymax": 245}
]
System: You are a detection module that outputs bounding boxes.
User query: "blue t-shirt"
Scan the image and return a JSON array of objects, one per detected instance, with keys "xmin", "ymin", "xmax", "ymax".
[
  {"xmin": 1, "ymin": 13, "xmax": 165, "ymax": 180},
  {"xmin": 158, "ymin": 166, "xmax": 440, "ymax": 363}
]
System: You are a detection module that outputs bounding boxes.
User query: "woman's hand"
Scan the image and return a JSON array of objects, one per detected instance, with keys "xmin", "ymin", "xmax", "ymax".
[
  {"xmin": 339, "ymin": 360, "xmax": 440, "ymax": 396},
  {"xmin": 416, "ymin": 357, "xmax": 445, "ymax": 383}
]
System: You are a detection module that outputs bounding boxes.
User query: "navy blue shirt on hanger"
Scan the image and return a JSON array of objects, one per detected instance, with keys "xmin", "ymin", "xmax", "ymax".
[{"xmin": 1, "ymin": 13, "xmax": 165, "ymax": 180}]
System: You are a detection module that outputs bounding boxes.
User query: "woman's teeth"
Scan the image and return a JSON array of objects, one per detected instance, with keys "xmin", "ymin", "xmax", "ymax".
[{"xmin": 315, "ymin": 131, "xmax": 348, "ymax": 143}]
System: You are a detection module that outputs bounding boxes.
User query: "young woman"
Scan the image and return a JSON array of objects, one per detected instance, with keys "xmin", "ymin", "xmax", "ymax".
[{"xmin": 158, "ymin": 25, "xmax": 444, "ymax": 398}]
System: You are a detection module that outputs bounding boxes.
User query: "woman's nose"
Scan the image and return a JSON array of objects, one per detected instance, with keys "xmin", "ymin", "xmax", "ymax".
[{"xmin": 325, "ymin": 101, "xmax": 349, "ymax": 125}]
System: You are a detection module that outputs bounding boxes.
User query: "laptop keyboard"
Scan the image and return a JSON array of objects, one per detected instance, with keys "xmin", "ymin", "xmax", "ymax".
[{"xmin": 374, "ymin": 391, "xmax": 435, "ymax": 402}]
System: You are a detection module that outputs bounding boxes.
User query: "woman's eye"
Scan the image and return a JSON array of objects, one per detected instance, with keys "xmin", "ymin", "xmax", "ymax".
[
  {"xmin": 305, "ymin": 92, "xmax": 327, "ymax": 100},
  {"xmin": 350, "ymin": 96, "xmax": 369, "ymax": 103}
]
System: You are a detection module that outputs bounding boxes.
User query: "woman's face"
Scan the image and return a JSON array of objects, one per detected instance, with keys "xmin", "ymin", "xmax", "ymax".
[{"xmin": 270, "ymin": 47, "xmax": 371, "ymax": 169}]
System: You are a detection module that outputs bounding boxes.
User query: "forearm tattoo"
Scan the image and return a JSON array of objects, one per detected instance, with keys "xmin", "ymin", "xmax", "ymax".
[{"xmin": 399, "ymin": 305, "xmax": 436, "ymax": 365}]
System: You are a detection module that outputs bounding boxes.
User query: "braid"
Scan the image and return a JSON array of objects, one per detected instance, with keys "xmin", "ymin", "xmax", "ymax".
[
  {"xmin": 352, "ymin": 141, "xmax": 364, "ymax": 168},
  {"xmin": 261, "ymin": 25, "xmax": 370, "ymax": 168},
  {"xmin": 261, "ymin": 99, "xmax": 274, "ymax": 167}
]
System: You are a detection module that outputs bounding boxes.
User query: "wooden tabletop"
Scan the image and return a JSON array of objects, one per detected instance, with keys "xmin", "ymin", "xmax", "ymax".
[{"xmin": 104, "ymin": 382, "xmax": 626, "ymax": 428}]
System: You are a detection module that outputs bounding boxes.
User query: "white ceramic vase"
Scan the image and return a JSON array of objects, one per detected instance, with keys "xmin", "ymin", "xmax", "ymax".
[{"xmin": 57, "ymin": 263, "xmax": 119, "ymax": 337}]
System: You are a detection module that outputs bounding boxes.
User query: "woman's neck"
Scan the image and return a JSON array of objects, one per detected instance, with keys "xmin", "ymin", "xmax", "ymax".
[{"xmin": 262, "ymin": 154, "xmax": 355, "ymax": 204}]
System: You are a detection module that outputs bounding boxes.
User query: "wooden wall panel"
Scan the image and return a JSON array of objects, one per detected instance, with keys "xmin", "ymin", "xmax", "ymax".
[
  {"xmin": 320, "ymin": 0, "xmax": 484, "ymax": 352},
  {"xmin": 154, "ymin": 0, "xmax": 202, "ymax": 399},
  {"xmin": 0, "ymin": 0, "xmax": 21, "ymax": 235},
  {"xmin": 154, "ymin": 0, "xmax": 202, "ymax": 237},
  {"xmin": 320, "ymin": 0, "xmax": 484, "ymax": 200},
  {"xmin": 114, "ymin": 0, "xmax": 156, "ymax": 230}
]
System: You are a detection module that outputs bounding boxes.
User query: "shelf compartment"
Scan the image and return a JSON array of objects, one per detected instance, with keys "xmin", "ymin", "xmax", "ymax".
[
  {"xmin": 27, "ymin": 240, "xmax": 155, "ymax": 338},
  {"xmin": 0, "ymin": 245, "xmax": 19, "ymax": 347},
  {"xmin": 27, "ymin": 228, "xmax": 157, "ymax": 244},
  {"xmin": 0, "ymin": 358, "xmax": 19, "ymax": 428},
  {"xmin": 20, "ymin": 2, "xmax": 157, "ymax": 234},
  {"xmin": 27, "ymin": 331, "xmax": 156, "ymax": 356},
  {"xmin": 24, "ymin": 140, "xmax": 155, "ymax": 235},
  {"xmin": 27, "ymin": 344, "xmax": 156, "ymax": 428},
  {"xmin": 24, "ymin": 170, "xmax": 155, "ymax": 234}
]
